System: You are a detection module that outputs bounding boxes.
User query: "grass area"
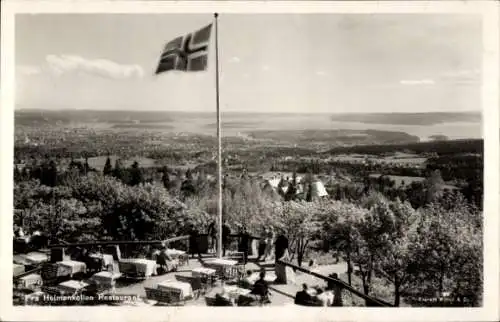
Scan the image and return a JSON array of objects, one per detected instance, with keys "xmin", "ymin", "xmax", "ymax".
[
  {"xmin": 381, "ymin": 157, "xmax": 427, "ymax": 165},
  {"xmin": 369, "ymin": 174, "xmax": 458, "ymax": 190},
  {"xmin": 337, "ymin": 272, "xmax": 402, "ymax": 307},
  {"xmin": 304, "ymin": 250, "xmax": 340, "ymax": 266},
  {"xmin": 300, "ymin": 250, "xmax": 401, "ymax": 307}
]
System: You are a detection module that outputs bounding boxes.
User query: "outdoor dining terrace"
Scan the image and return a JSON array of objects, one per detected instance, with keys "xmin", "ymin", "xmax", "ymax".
[{"xmin": 13, "ymin": 234, "xmax": 390, "ymax": 307}]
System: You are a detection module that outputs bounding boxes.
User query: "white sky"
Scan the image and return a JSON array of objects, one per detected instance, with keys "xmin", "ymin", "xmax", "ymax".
[{"xmin": 15, "ymin": 14, "xmax": 482, "ymax": 113}]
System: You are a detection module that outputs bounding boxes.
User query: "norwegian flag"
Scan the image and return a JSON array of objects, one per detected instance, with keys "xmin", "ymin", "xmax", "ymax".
[{"xmin": 155, "ymin": 24, "xmax": 212, "ymax": 74}]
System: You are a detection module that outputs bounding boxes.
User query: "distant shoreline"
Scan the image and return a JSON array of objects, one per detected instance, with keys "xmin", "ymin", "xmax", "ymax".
[{"xmin": 14, "ymin": 109, "xmax": 481, "ymax": 127}]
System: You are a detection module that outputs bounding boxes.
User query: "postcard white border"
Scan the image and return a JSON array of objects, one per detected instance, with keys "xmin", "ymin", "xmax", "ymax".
[{"xmin": 1, "ymin": 1, "xmax": 498, "ymax": 321}]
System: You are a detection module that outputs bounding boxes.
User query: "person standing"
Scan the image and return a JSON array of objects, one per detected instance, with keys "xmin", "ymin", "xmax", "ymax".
[
  {"xmin": 222, "ymin": 222, "xmax": 231, "ymax": 257},
  {"xmin": 207, "ymin": 220, "xmax": 217, "ymax": 254},
  {"xmin": 329, "ymin": 273, "xmax": 343, "ymax": 307},
  {"xmin": 264, "ymin": 228, "xmax": 275, "ymax": 261},
  {"xmin": 189, "ymin": 224, "xmax": 202, "ymax": 259},
  {"xmin": 274, "ymin": 230, "xmax": 289, "ymax": 262},
  {"xmin": 257, "ymin": 228, "xmax": 268, "ymax": 262},
  {"xmin": 238, "ymin": 225, "xmax": 250, "ymax": 265}
]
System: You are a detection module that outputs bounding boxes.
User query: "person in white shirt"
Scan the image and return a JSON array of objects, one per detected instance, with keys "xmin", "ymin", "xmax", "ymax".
[
  {"xmin": 315, "ymin": 287, "xmax": 334, "ymax": 306},
  {"xmin": 263, "ymin": 229, "xmax": 275, "ymax": 261}
]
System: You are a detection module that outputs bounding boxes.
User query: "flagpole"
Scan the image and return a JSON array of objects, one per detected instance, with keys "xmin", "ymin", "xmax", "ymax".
[{"xmin": 214, "ymin": 13, "xmax": 223, "ymax": 259}]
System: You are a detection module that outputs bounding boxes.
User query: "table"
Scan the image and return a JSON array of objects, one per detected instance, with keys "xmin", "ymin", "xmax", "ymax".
[
  {"xmin": 166, "ymin": 249, "xmax": 188, "ymax": 266},
  {"xmin": 192, "ymin": 267, "xmax": 216, "ymax": 278},
  {"xmin": 58, "ymin": 280, "xmax": 89, "ymax": 295},
  {"xmin": 119, "ymin": 259, "xmax": 157, "ymax": 277},
  {"xmin": 13, "ymin": 263, "xmax": 25, "ymax": 277},
  {"xmin": 157, "ymin": 280, "xmax": 194, "ymax": 300},
  {"xmin": 56, "ymin": 260, "xmax": 87, "ymax": 278},
  {"xmin": 89, "ymin": 253, "xmax": 114, "ymax": 267},
  {"xmin": 192, "ymin": 267, "xmax": 217, "ymax": 286},
  {"xmin": 246, "ymin": 271, "xmax": 277, "ymax": 284},
  {"xmin": 90, "ymin": 271, "xmax": 122, "ymax": 287},
  {"xmin": 14, "ymin": 252, "xmax": 48, "ymax": 266},
  {"xmin": 207, "ymin": 286, "xmax": 253, "ymax": 306},
  {"xmin": 204, "ymin": 259, "xmax": 238, "ymax": 280},
  {"xmin": 17, "ymin": 273, "xmax": 43, "ymax": 290},
  {"xmin": 222, "ymin": 285, "xmax": 252, "ymax": 299}
]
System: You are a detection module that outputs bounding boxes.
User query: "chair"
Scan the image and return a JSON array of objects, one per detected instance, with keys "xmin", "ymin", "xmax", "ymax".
[
  {"xmin": 198, "ymin": 274, "xmax": 215, "ymax": 292},
  {"xmin": 175, "ymin": 275, "xmax": 204, "ymax": 298},
  {"xmin": 178, "ymin": 254, "xmax": 189, "ymax": 267},
  {"xmin": 85, "ymin": 257, "xmax": 103, "ymax": 275},
  {"xmin": 238, "ymin": 278, "xmax": 252, "ymax": 290},
  {"xmin": 41, "ymin": 263, "xmax": 59, "ymax": 286},
  {"xmin": 82, "ymin": 280, "xmax": 112, "ymax": 298},
  {"xmin": 254, "ymin": 293, "xmax": 272, "ymax": 306},
  {"xmin": 119, "ymin": 262, "xmax": 142, "ymax": 279},
  {"xmin": 250, "ymin": 283, "xmax": 272, "ymax": 306},
  {"xmin": 168, "ymin": 287, "xmax": 185, "ymax": 305},
  {"xmin": 155, "ymin": 253, "xmax": 168, "ymax": 274},
  {"xmin": 234, "ymin": 263, "xmax": 246, "ymax": 282},
  {"xmin": 145, "ymin": 287, "xmax": 184, "ymax": 306},
  {"xmin": 145, "ymin": 287, "xmax": 162, "ymax": 302},
  {"xmin": 204, "ymin": 262, "xmax": 234, "ymax": 281},
  {"xmin": 190, "ymin": 276, "xmax": 205, "ymax": 297},
  {"xmin": 42, "ymin": 285, "xmax": 61, "ymax": 295},
  {"xmin": 236, "ymin": 293, "xmax": 259, "ymax": 306},
  {"xmin": 212, "ymin": 293, "xmax": 234, "ymax": 306},
  {"xmin": 294, "ymin": 292, "xmax": 323, "ymax": 307},
  {"xmin": 204, "ymin": 296, "xmax": 217, "ymax": 306}
]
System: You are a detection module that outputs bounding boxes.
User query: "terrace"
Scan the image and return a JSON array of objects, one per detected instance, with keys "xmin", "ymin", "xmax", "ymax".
[{"xmin": 13, "ymin": 236, "xmax": 390, "ymax": 307}]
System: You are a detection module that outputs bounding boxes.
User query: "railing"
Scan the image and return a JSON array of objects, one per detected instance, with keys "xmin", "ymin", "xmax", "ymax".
[
  {"xmin": 47, "ymin": 236, "xmax": 190, "ymax": 248},
  {"xmin": 46, "ymin": 236, "xmax": 192, "ymax": 261},
  {"xmin": 277, "ymin": 259, "xmax": 393, "ymax": 307},
  {"xmin": 13, "ymin": 267, "xmax": 43, "ymax": 281},
  {"xmin": 16, "ymin": 234, "xmax": 393, "ymax": 306}
]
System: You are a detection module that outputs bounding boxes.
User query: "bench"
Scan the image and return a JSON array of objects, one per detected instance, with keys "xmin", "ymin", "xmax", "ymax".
[
  {"xmin": 205, "ymin": 294, "xmax": 234, "ymax": 306},
  {"xmin": 144, "ymin": 286, "xmax": 184, "ymax": 306},
  {"xmin": 118, "ymin": 262, "xmax": 146, "ymax": 280}
]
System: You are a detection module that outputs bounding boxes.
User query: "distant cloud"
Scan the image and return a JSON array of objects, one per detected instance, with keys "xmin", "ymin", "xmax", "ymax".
[
  {"xmin": 399, "ymin": 79, "xmax": 435, "ymax": 85},
  {"xmin": 242, "ymin": 73, "xmax": 250, "ymax": 79},
  {"xmin": 262, "ymin": 65, "xmax": 270, "ymax": 72},
  {"xmin": 45, "ymin": 54, "xmax": 144, "ymax": 80},
  {"xmin": 399, "ymin": 69, "xmax": 480, "ymax": 87},
  {"xmin": 315, "ymin": 71, "xmax": 327, "ymax": 76},
  {"xmin": 440, "ymin": 69, "xmax": 480, "ymax": 85},
  {"xmin": 17, "ymin": 65, "xmax": 42, "ymax": 76},
  {"xmin": 229, "ymin": 56, "xmax": 240, "ymax": 63}
]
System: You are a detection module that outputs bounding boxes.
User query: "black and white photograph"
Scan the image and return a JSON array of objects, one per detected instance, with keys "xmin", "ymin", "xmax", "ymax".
[{"xmin": 1, "ymin": 1, "xmax": 499, "ymax": 321}]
